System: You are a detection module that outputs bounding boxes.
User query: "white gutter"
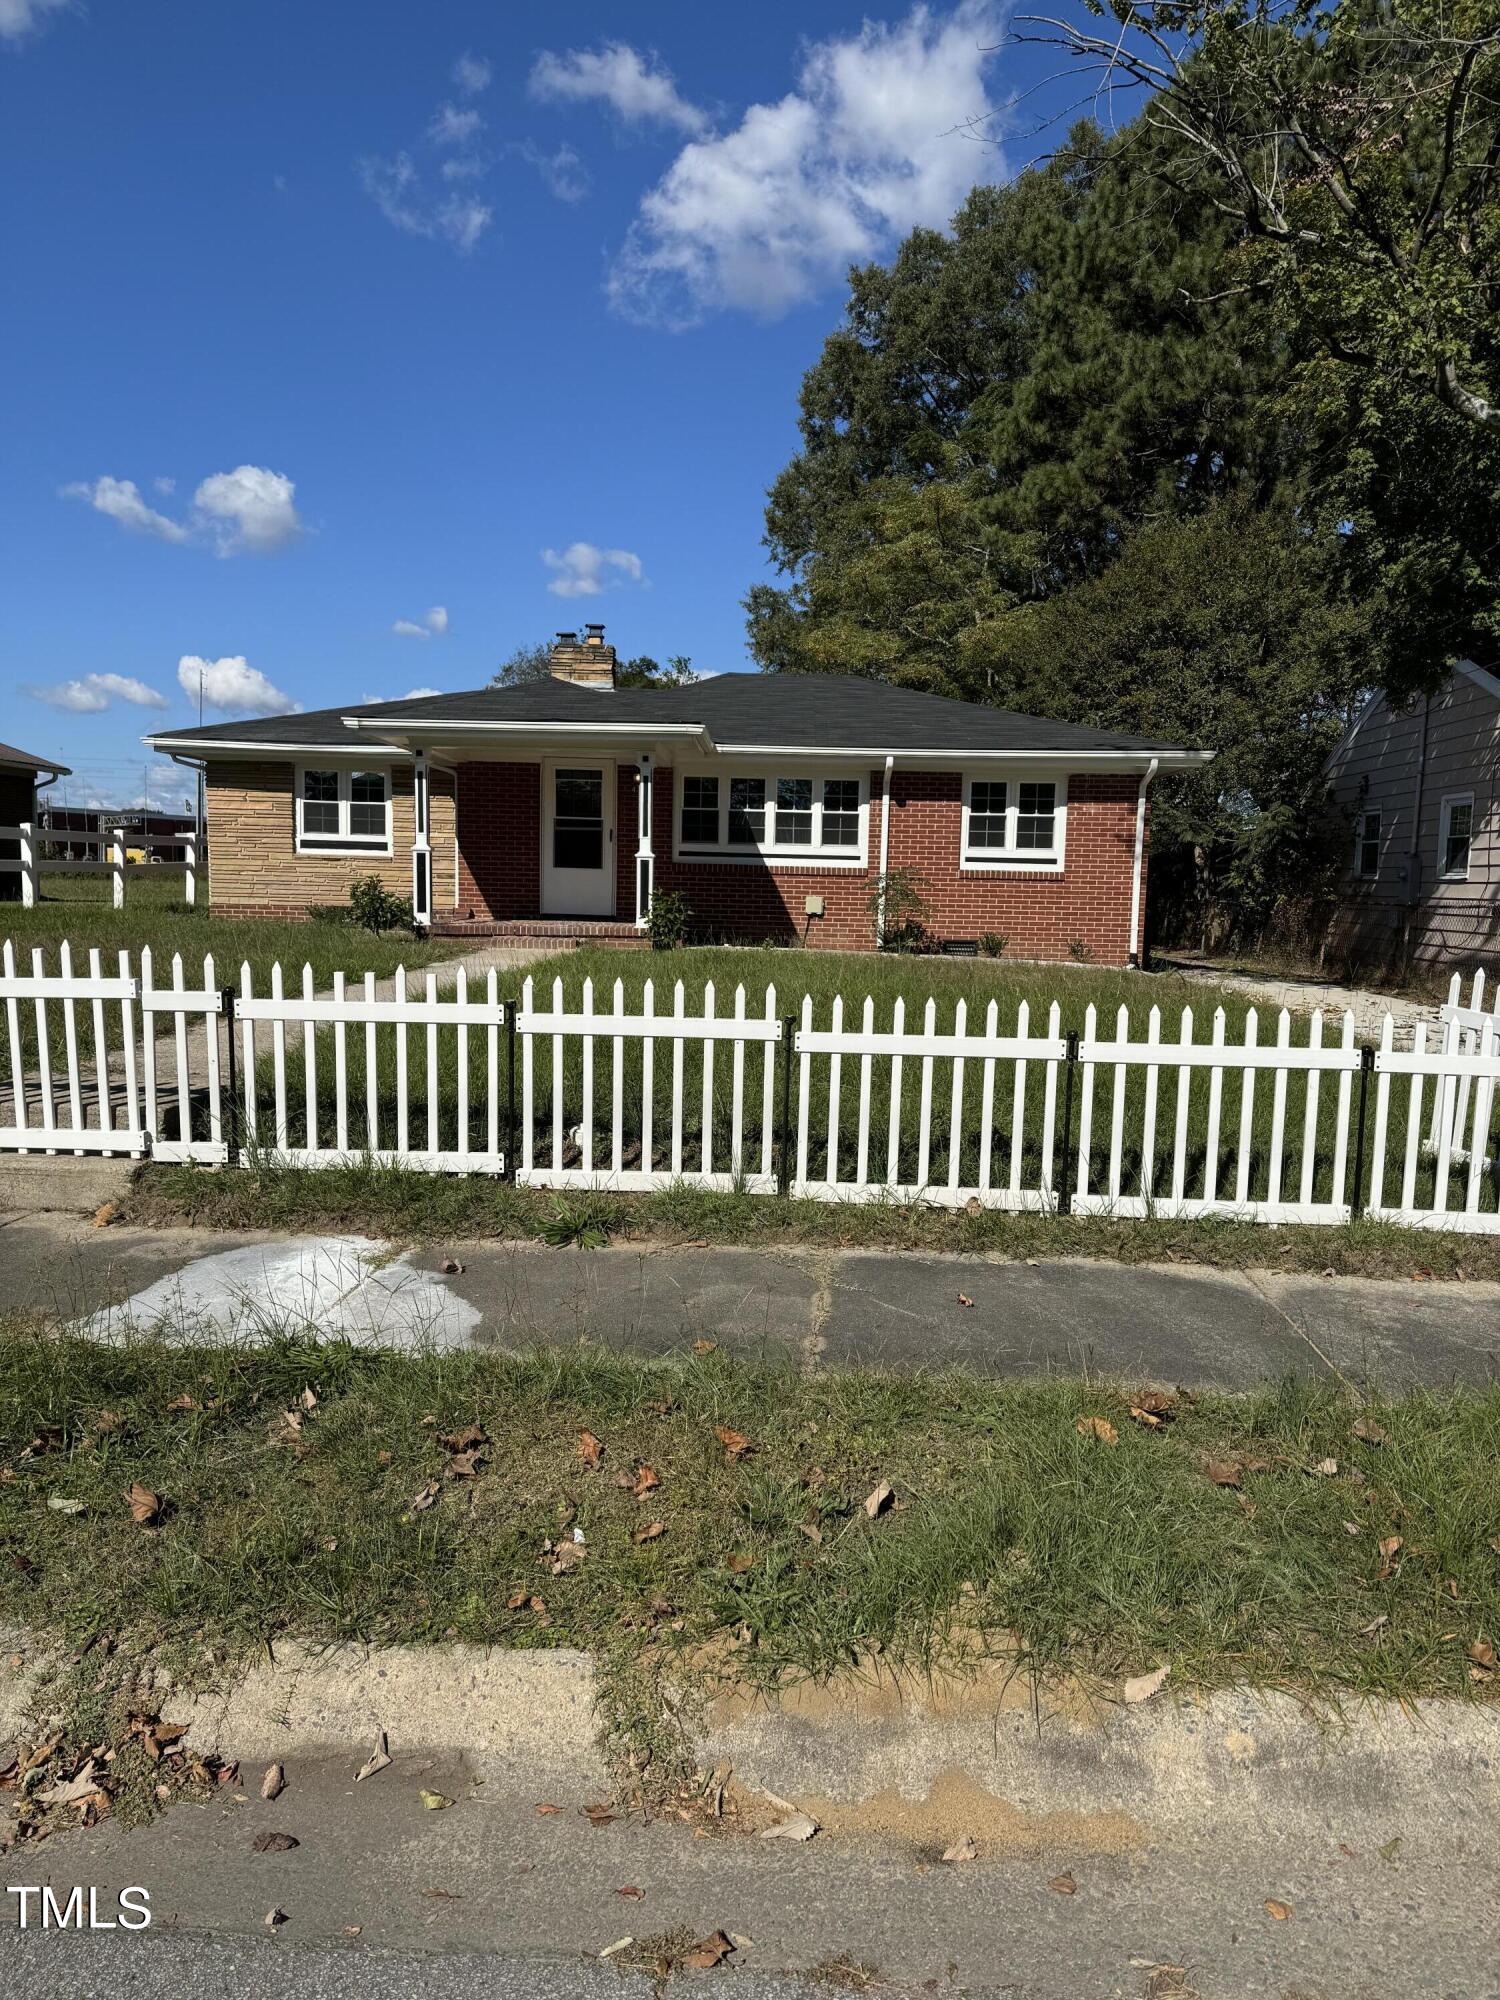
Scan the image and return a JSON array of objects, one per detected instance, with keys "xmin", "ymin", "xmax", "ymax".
[
  {"xmin": 1127, "ymin": 757, "xmax": 1159, "ymax": 969},
  {"xmin": 875, "ymin": 755, "xmax": 895, "ymax": 946},
  {"xmin": 712, "ymin": 744, "xmax": 1212, "ymax": 770},
  {"xmin": 144, "ymin": 735, "xmax": 416, "ymax": 759}
]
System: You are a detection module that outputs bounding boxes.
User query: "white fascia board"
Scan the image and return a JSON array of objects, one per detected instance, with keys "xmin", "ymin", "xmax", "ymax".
[
  {"xmin": 1455, "ymin": 657, "xmax": 1500, "ymax": 702},
  {"xmin": 710, "ymin": 742, "xmax": 1214, "ymax": 770},
  {"xmin": 144, "ymin": 734, "xmax": 413, "ymax": 760}
]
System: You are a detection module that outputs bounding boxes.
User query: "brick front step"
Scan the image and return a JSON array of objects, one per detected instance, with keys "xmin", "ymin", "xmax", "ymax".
[{"xmin": 431, "ymin": 917, "xmax": 648, "ymax": 948}]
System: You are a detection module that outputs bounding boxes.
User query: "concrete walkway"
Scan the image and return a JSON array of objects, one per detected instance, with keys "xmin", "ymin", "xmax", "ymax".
[{"xmin": 2, "ymin": 1213, "xmax": 1496, "ymax": 1390}]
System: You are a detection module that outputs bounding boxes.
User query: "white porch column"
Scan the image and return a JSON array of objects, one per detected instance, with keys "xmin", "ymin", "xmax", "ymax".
[
  {"xmin": 634, "ymin": 753, "xmax": 654, "ymax": 928},
  {"xmin": 1127, "ymin": 757, "xmax": 1158, "ymax": 969},
  {"xmin": 410, "ymin": 748, "xmax": 432, "ymax": 930}
]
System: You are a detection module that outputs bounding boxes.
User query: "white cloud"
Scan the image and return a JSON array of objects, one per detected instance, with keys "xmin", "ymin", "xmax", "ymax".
[
  {"xmin": 360, "ymin": 686, "xmax": 443, "ymax": 705},
  {"xmin": 515, "ymin": 140, "xmax": 590, "ymax": 203},
  {"xmin": 530, "ymin": 42, "xmax": 707, "ymax": 135},
  {"xmin": 360, "ymin": 150, "xmax": 493, "ymax": 253},
  {"xmin": 153, "ymin": 475, "xmax": 176, "ymax": 496},
  {"xmin": 178, "ymin": 655, "xmax": 299, "ymax": 718},
  {"xmin": 606, "ymin": 3, "xmax": 1003, "ymax": 327},
  {"xmin": 0, "ymin": 0, "xmax": 70, "ymax": 44},
  {"xmin": 542, "ymin": 542, "xmax": 645, "ymax": 599},
  {"xmin": 392, "ymin": 605, "xmax": 449, "ymax": 639},
  {"xmin": 23, "ymin": 672, "xmax": 169, "ymax": 714},
  {"xmin": 61, "ymin": 476, "xmax": 190, "ymax": 544},
  {"xmin": 452, "ymin": 52, "xmax": 491, "ymax": 97},
  {"xmin": 430, "ymin": 102, "xmax": 483, "ymax": 147},
  {"xmin": 191, "ymin": 465, "xmax": 302, "ymax": 556}
]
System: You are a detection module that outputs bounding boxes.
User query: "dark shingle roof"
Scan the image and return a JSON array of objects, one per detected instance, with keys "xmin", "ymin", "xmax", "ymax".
[
  {"xmin": 0, "ymin": 740, "xmax": 71, "ymax": 776},
  {"xmin": 147, "ymin": 674, "xmax": 1204, "ymax": 758}
]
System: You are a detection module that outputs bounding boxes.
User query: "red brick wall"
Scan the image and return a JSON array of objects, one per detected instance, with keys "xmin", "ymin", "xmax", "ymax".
[
  {"xmin": 450, "ymin": 760, "xmax": 1147, "ymax": 964},
  {"xmin": 455, "ymin": 762, "xmax": 542, "ymax": 921}
]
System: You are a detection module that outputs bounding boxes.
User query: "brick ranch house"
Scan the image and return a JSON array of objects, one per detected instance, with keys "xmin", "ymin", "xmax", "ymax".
[{"xmin": 145, "ymin": 630, "xmax": 1211, "ymax": 965}]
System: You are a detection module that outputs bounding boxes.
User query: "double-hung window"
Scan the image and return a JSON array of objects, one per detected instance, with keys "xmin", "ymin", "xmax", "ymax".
[
  {"xmin": 676, "ymin": 769, "xmax": 867, "ymax": 861},
  {"xmin": 296, "ymin": 765, "xmax": 392, "ymax": 853},
  {"xmin": 1439, "ymin": 794, "xmax": 1473, "ymax": 880},
  {"xmin": 962, "ymin": 773, "xmax": 1065, "ymax": 867},
  {"xmin": 1355, "ymin": 808, "xmax": 1381, "ymax": 880}
]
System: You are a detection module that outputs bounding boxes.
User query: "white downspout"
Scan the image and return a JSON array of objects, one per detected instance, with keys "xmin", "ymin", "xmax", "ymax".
[
  {"xmin": 876, "ymin": 754, "xmax": 895, "ymax": 946},
  {"xmin": 1128, "ymin": 757, "xmax": 1158, "ymax": 969}
]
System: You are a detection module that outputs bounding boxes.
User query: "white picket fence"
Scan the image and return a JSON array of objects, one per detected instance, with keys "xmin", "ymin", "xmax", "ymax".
[
  {"xmin": 1, "ymin": 944, "xmax": 1498, "ymax": 1233},
  {"xmin": 0, "ymin": 823, "xmax": 197, "ymax": 909}
]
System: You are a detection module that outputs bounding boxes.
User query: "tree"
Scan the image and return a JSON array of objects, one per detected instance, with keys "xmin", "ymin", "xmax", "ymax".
[
  {"xmin": 491, "ymin": 641, "xmax": 553, "ymax": 686},
  {"xmin": 1019, "ymin": 0, "xmax": 1500, "ymax": 429},
  {"xmin": 617, "ymin": 654, "xmax": 699, "ymax": 688}
]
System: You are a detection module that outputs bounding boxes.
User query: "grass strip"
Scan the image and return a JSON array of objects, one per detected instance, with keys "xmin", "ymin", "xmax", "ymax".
[
  {"xmin": 127, "ymin": 1158, "xmax": 1500, "ymax": 1283},
  {"xmin": 4, "ymin": 1325, "xmax": 1499, "ymax": 1704}
]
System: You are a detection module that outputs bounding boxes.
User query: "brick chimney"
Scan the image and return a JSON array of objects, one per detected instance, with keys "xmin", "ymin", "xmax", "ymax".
[{"xmin": 548, "ymin": 624, "xmax": 617, "ymax": 690}]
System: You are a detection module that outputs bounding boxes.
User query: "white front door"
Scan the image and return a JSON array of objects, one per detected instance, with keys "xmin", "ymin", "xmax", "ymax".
[{"xmin": 541, "ymin": 761, "xmax": 616, "ymax": 916}]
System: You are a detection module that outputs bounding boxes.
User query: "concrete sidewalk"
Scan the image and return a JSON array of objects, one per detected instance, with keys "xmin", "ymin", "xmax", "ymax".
[{"xmin": 1, "ymin": 1211, "xmax": 1496, "ymax": 1388}]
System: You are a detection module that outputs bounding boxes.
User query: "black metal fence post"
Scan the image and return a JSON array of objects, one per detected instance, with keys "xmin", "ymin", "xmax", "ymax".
[
  {"xmin": 221, "ymin": 985, "xmax": 239, "ymax": 1166},
  {"xmin": 504, "ymin": 998, "xmax": 518, "ymax": 1182},
  {"xmin": 1057, "ymin": 1029, "xmax": 1080, "ymax": 1216},
  {"xmin": 1349, "ymin": 1044, "xmax": 1375, "ymax": 1218},
  {"xmin": 777, "ymin": 1016, "xmax": 796, "ymax": 1195}
]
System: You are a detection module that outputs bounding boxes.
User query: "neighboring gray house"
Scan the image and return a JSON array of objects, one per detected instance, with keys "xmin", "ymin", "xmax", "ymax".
[{"xmin": 1323, "ymin": 660, "xmax": 1500, "ymax": 967}]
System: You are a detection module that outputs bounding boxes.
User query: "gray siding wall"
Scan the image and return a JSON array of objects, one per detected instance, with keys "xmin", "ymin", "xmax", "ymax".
[{"xmin": 1325, "ymin": 666, "xmax": 1500, "ymax": 962}]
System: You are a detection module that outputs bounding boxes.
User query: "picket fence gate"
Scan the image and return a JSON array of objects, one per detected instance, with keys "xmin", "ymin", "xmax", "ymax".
[
  {"xmin": 1, "ymin": 945, "xmax": 1497, "ymax": 1234},
  {"xmin": 0, "ymin": 823, "xmax": 198, "ymax": 909}
]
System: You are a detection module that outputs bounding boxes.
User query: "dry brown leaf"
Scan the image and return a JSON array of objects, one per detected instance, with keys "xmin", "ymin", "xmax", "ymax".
[
  {"xmin": 1377, "ymin": 1534, "xmax": 1403, "ymax": 1579},
  {"xmin": 616, "ymin": 1884, "xmax": 645, "ymax": 1899},
  {"xmin": 957, "ymin": 1292, "xmax": 975, "ymax": 1309},
  {"xmin": 683, "ymin": 1931, "xmax": 736, "ymax": 1970},
  {"xmin": 863, "ymin": 1479, "xmax": 895, "ymax": 1518},
  {"xmin": 582, "ymin": 1802, "xmax": 617, "ymax": 1828},
  {"xmin": 261, "ymin": 1762, "xmax": 286, "ymax": 1801},
  {"xmin": 36, "ymin": 1760, "xmax": 105, "ymax": 1808},
  {"xmin": 124, "ymin": 1482, "xmax": 162, "ymax": 1525},
  {"xmin": 438, "ymin": 1422, "xmax": 487, "ymax": 1453},
  {"xmin": 1122, "ymin": 1663, "xmax": 1170, "ymax": 1705},
  {"xmin": 578, "ymin": 1430, "xmax": 604, "ymax": 1469},
  {"xmin": 1467, "ymin": 1638, "xmax": 1496, "ymax": 1673},
  {"xmin": 446, "ymin": 1447, "xmax": 486, "ymax": 1479},
  {"xmin": 1205, "ymin": 1458, "xmax": 1242, "ymax": 1488},
  {"xmin": 1343, "ymin": 1521, "xmax": 1362, "ymax": 1536},
  {"xmin": 92, "ymin": 1202, "xmax": 118, "ymax": 1229},
  {"xmin": 1129, "ymin": 1406, "xmax": 1164, "ymax": 1430},
  {"xmin": 1264, "ymin": 1898, "xmax": 1292, "ymax": 1921},
  {"xmin": 419, "ymin": 1790, "xmax": 453, "ymax": 1810},
  {"xmin": 1076, "ymin": 1416, "xmax": 1118, "ymax": 1445},
  {"xmin": 1359, "ymin": 1613, "xmax": 1389, "ymax": 1639},
  {"xmin": 354, "ymin": 1731, "xmax": 391, "ymax": 1782},
  {"xmin": 714, "ymin": 1425, "xmax": 752, "ymax": 1460},
  {"xmin": 632, "ymin": 1521, "xmax": 666, "ymax": 1544},
  {"xmin": 1312, "ymin": 1457, "xmax": 1339, "ymax": 1477},
  {"xmin": 252, "ymin": 1831, "xmax": 299, "ymax": 1853},
  {"xmin": 760, "ymin": 1810, "xmax": 819, "ymax": 1842},
  {"xmin": 1048, "ymin": 1871, "xmax": 1077, "ymax": 1895},
  {"xmin": 692, "ymin": 1339, "xmax": 717, "ymax": 1355},
  {"xmin": 630, "ymin": 1464, "xmax": 661, "ymax": 1499},
  {"xmin": 1352, "ymin": 1416, "xmax": 1388, "ymax": 1446},
  {"xmin": 166, "ymin": 1393, "xmax": 198, "ymax": 1413},
  {"xmin": 726, "ymin": 1551, "xmax": 755, "ymax": 1574},
  {"xmin": 409, "ymin": 1481, "xmax": 441, "ymax": 1514},
  {"xmin": 534, "ymin": 1802, "xmax": 565, "ymax": 1815},
  {"xmin": 941, "ymin": 1834, "xmax": 978, "ymax": 1864}
]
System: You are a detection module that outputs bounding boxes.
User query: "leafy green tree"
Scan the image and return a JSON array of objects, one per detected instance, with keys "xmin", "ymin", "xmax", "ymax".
[
  {"xmin": 491, "ymin": 641, "xmax": 553, "ymax": 686},
  {"xmin": 617, "ymin": 654, "xmax": 699, "ymax": 688}
]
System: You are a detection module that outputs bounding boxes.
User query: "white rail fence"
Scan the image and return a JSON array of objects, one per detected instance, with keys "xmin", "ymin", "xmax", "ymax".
[
  {"xmin": 0, "ymin": 948, "xmax": 1497, "ymax": 1233},
  {"xmin": 0, "ymin": 823, "xmax": 197, "ymax": 909}
]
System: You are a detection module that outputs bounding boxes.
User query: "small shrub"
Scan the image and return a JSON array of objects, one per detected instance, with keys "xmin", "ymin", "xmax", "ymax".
[
  {"xmin": 872, "ymin": 867, "xmax": 934, "ymax": 953},
  {"xmin": 1067, "ymin": 937, "xmax": 1095, "ymax": 965},
  {"xmin": 979, "ymin": 931, "xmax": 1007, "ymax": 959},
  {"xmin": 537, "ymin": 1194, "xmax": 616, "ymax": 1249},
  {"xmin": 348, "ymin": 875, "xmax": 415, "ymax": 935},
  {"xmin": 645, "ymin": 889, "xmax": 694, "ymax": 952}
]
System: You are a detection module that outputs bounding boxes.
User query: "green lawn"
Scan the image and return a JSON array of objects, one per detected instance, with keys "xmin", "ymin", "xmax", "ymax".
[
  {"xmin": 240, "ymin": 945, "xmax": 1487, "ymax": 1220},
  {"xmin": 4, "ymin": 1325, "xmax": 1498, "ymax": 1706}
]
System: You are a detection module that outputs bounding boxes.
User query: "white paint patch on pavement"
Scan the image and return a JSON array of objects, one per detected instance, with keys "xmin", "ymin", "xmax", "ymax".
[{"xmin": 75, "ymin": 1236, "xmax": 481, "ymax": 1350}]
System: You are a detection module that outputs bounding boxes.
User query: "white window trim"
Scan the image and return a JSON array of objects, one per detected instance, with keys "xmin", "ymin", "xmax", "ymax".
[
  {"xmin": 294, "ymin": 761, "xmax": 394, "ymax": 857},
  {"xmin": 1438, "ymin": 791, "xmax": 1474, "ymax": 882},
  {"xmin": 961, "ymin": 770, "xmax": 1068, "ymax": 872},
  {"xmin": 1354, "ymin": 806, "xmax": 1382, "ymax": 880},
  {"xmin": 673, "ymin": 763, "xmax": 870, "ymax": 868}
]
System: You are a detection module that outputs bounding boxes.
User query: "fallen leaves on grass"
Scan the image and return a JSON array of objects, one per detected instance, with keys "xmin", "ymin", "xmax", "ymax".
[
  {"xmin": 123, "ymin": 1482, "xmax": 162, "ymax": 1525},
  {"xmin": 129, "ymin": 1717, "xmax": 187, "ymax": 1763},
  {"xmin": 354, "ymin": 1731, "xmax": 391, "ymax": 1782},
  {"xmin": 35, "ymin": 1760, "xmax": 106, "ymax": 1808},
  {"xmin": 863, "ymin": 1479, "xmax": 895, "ymax": 1519},
  {"xmin": 47, "ymin": 1495, "xmax": 86, "ymax": 1515},
  {"xmin": 1204, "ymin": 1458, "xmax": 1242, "ymax": 1487},
  {"xmin": 714, "ymin": 1425, "xmax": 753, "ymax": 1461},
  {"xmin": 408, "ymin": 1481, "xmax": 441, "ymax": 1515},
  {"xmin": 633, "ymin": 1521, "xmax": 666, "ymax": 1544},
  {"xmin": 726, "ymin": 1552, "xmax": 755, "ymax": 1574},
  {"xmin": 1075, "ymin": 1416, "xmax": 1117, "ymax": 1445},
  {"xmin": 261, "ymin": 1763, "xmax": 286, "ymax": 1801},
  {"xmin": 692, "ymin": 1339, "xmax": 717, "ymax": 1355},
  {"xmin": 578, "ymin": 1430, "xmax": 604, "ymax": 1469},
  {"xmin": 1122, "ymin": 1663, "xmax": 1170, "ymax": 1705},
  {"xmin": 1467, "ymin": 1639, "xmax": 1496, "ymax": 1677},
  {"xmin": 541, "ymin": 1538, "xmax": 584, "ymax": 1576},
  {"xmin": 1377, "ymin": 1535, "xmax": 1403, "ymax": 1580},
  {"xmin": 1352, "ymin": 1416, "xmax": 1388, "ymax": 1446},
  {"xmin": 1311, "ymin": 1458, "xmax": 1339, "ymax": 1477},
  {"xmin": 628, "ymin": 1465, "xmax": 661, "ymax": 1500}
]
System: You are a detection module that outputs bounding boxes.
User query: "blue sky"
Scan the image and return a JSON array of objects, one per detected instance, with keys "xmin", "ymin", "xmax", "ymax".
[{"xmin": 1, "ymin": 0, "xmax": 1060, "ymax": 808}]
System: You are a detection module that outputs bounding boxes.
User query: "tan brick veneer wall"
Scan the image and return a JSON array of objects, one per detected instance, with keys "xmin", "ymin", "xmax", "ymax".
[{"xmin": 204, "ymin": 760, "xmax": 456, "ymax": 916}]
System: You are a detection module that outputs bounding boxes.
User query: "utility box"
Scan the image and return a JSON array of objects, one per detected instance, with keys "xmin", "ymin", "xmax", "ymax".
[{"xmin": 804, "ymin": 893, "xmax": 825, "ymax": 917}]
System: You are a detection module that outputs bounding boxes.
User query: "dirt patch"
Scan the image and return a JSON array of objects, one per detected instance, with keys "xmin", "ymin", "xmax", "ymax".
[{"xmin": 704, "ymin": 1653, "xmax": 1113, "ymax": 1734}]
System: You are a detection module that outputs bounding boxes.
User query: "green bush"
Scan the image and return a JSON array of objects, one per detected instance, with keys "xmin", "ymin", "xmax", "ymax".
[
  {"xmin": 348, "ymin": 875, "xmax": 415, "ymax": 935},
  {"xmin": 645, "ymin": 889, "xmax": 694, "ymax": 952},
  {"xmin": 871, "ymin": 867, "xmax": 934, "ymax": 953},
  {"xmin": 979, "ymin": 931, "xmax": 1008, "ymax": 959}
]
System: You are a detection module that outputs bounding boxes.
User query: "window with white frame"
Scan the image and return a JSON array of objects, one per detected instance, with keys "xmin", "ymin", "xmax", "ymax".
[
  {"xmin": 1355, "ymin": 807, "xmax": 1381, "ymax": 879},
  {"xmin": 1439, "ymin": 793, "xmax": 1473, "ymax": 880},
  {"xmin": 961, "ymin": 773, "xmax": 1065, "ymax": 867},
  {"xmin": 295, "ymin": 764, "xmax": 393, "ymax": 853},
  {"xmin": 675, "ymin": 768, "xmax": 868, "ymax": 861}
]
